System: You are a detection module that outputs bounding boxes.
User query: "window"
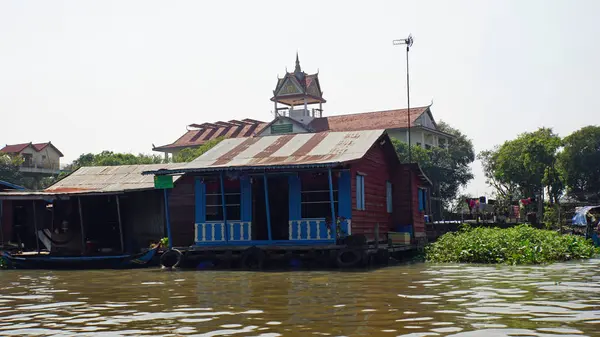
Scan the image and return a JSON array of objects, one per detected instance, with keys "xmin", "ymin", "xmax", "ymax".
[
  {"xmin": 356, "ymin": 174, "xmax": 365, "ymax": 210},
  {"xmin": 205, "ymin": 178, "xmax": 241, "ymax": 221},
  {"xmin": 418, "ymin": 188, "xmax": 427, "ymax": 212},
  {"xmin": 425, "ymin": 144, "xmax": 432, "ymax": 150},
  {"xmin": 301, "ymin": 173, "xmax": 338, "ymax": 218},
  {"xmin": 386, "ymin": 181, "xmax": 393, "ymax": 213},
  {"xmin": 416, "ymin": 142, "xmax": 422, "ymax": 148},
  {"xmin": 439, "ymin": 138, "xmax": 447, "ymax": 149}
]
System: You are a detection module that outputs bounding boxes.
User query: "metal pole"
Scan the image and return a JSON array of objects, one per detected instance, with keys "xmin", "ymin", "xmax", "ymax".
[
  {"xmin": 116, "ymin": 195, "xmax": 124, "ymax": 252},
  {"xmin": 263, "ymin": 172, "xmax": 272, "ymax": 241},
  {"xmin": 78, "ymin": 197, "xmax": 86, "ymax": 254},
  {"xmin": 406, "ymin": 44, "xmax": 411, "ymax": 163},
  {"xmin": 163, "ymin": 189, "xmax": 173, "ymax": 249},
  {"xmin": 327, "ymin": 168, "xmax": 336, "ymax": 239},
  {"xmin": 32, "ymin": 200, "xmax": 40, "ymax": 253}
]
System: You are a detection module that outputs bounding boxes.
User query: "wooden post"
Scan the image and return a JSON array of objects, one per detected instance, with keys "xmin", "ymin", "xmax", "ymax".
[
  {"xmin": 263, "ymin": 172, "xmax": 272, "ymax": 241},
  {"xmin": 78, "ymin": 197, "xmax": 86, "ymax": 254},
  {"xmin": 116, "ymin": 195, "xmax": 124, "ymax": 252},
  {"xmin": 163, "ymin": 189, "xmax": 173, "ymax": 249},
  {"xmin": 375, "ymin": 223, "xmax": 380, "ymax": 249},
  {"xmin": 219, "ymin": 171, "xmax": 229, "ymax": 243},
  {"xmin": 327, "ymin": 168, "xmax": 336, "ymax": 240},
  {"xmin": 32, "ymin": 200, "xmax": 40, "ymax": 253}
]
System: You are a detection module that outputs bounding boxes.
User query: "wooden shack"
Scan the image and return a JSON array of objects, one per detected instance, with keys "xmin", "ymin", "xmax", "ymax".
[{"xmin": 0, "ymin": 164, "xmax": 179, "ymax": 254}]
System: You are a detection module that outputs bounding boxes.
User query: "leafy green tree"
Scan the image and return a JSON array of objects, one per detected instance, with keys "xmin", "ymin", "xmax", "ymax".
[
  {"xmin": 479, "ymin": 127, "xmax": 563, "ymax": 212},
  {"xmin": 65, "ymin": 151, "xmax": 164, "ymax": 172},
  {"xmin": 558, "ymin": 125, "xmax": 600, "ymax": 202},
  {"xmin": 173, "ymin": 137, "xmax": 224, "ymax": 163},
  {"xmin": 0, "ymin": 154, "xmax": 24, "ymax": 186},
  {"xmin": 392, "ymin": 121, "xmax": 475, "ymax": 209}
]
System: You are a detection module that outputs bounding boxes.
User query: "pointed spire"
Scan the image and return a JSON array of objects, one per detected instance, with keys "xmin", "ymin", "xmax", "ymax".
[{"xmin": 294, "ymin": 51, "xmax": 302, "ymax": 73}]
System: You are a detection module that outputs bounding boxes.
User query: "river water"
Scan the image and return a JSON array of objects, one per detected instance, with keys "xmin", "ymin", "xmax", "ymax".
[{"xmin": 1, "ymin": 260, "xmax": 600, "ymax": 337}]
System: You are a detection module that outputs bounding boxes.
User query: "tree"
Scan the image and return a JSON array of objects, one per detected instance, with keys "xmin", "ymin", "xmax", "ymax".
[
  {"xmin": 65, "ymin": 151, "xmax": 165, "ymax": 172},
  {"xmin": 173, "ymin": 137, "xmax": 224, "ymax": 163},
  {"xmin": 558, "ymin": 125, "xmax": 600, "ymax": 202},
  {"xmin": 392, "ymin": 121, "xmax": 475, "ymax": 209},
  {"xmin": 478, "ymin": 127, "xmax": 563, "ymax": 214},
  {"xmin": 0, "ymin": 154, "xmax": 24, "ymax": 186}
]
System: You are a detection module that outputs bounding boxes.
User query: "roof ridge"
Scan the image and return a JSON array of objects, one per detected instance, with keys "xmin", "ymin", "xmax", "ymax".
[{"xmin": 324, "ymin": 106, "xmax": 430, "ymax": 119}]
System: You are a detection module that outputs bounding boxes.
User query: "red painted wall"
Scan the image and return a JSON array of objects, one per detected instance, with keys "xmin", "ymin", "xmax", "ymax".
[
  {"xmin": 393, "ymin": 166, "xmax": 427, "ymax": 238},
  {"xmin": 350, "ymin": 143, "xmax": 394, "ymax": 237}
]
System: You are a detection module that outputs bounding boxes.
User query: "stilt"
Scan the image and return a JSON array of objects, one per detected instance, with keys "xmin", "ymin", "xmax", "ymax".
[
  {"xmin": 116, "ymin": 195, "xmax": 124, "ymax": 252},
  {"xmin": 78, "ymin": 197, "xmax": 86, "ymax": 254},
  {"xmin": 327, "ymin": 168, "xmax": 336, "ymax": 239},
  {"xmin": 32, "ymin": 200, "xmax": 40, "ymax": 253},
  {"xmin": 263, "ymin": 172, "xmax": 272, "ymax": 241},
  {"xmin": 163, "ymin": 189, "xmax": 173, "ymax": 249}
]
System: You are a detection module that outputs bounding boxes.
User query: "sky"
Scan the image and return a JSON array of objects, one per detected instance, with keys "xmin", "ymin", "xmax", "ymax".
[{"xmin": 1, "ymin": 0, "xmax": 599, "ymax": 196}]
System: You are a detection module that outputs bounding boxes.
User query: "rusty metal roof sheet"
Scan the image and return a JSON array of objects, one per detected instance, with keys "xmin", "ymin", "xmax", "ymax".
[
  {"xmin": 46, "ymin": 164, "xmax": 181, "ymax": 193},
  {"xmin": 146, "ymin": 130, "xmax": 387, "ymax": 175}
]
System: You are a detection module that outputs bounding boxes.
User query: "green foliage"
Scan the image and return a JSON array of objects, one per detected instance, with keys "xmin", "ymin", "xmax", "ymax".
[
  {"xmin": 160, "ymin": 237, "xmax": 169, "ymax": 247},
  {"xmin": 66, "ymin": 151, "xmax": 164, "ymax": 171},
  {"xmin": 0, "ymin": 154, "xmax": 24, "ymax": 186},
  {"xmin": 558, "ymin": 125, "xmax": 600, "ymax": 202},
  {"xmin": 391, "ymin": 121, "xmax": 475, "ymax": 208},
  {"xmin": 173, "ymin": 137, "xmax": 224, "ymax": 163},
  {"xmin": 426, "ymin": 225, "xmax": 597, "ymax": 265},
  {"xmin": 543, "ymin": 204, "xmax": 560, "ymax": 229},
  {"xmin": 479, "ymin": 127, "xmax": 563, "ymax": 207}
]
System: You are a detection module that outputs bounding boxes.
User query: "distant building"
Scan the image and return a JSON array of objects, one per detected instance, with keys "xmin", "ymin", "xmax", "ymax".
[
  {"xmin": 152, "ymin": 54, "xmax": 452, "ymax": 159},
  {"xmin": 0, "ymin": 142, "xmax": 63, "ymax": 176}
]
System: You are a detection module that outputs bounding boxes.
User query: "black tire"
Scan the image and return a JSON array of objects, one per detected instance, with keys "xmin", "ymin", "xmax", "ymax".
[
  {"xmin": 160, "ymin": 249, "xmax": 182, "ymax": 268},
  {"xmin": 241, "ymin": 247, "xmax": 265, "ymax": 270},
  {"xmin": 336, "ymin": 248, "xmax": 363, "ymax": 268}
]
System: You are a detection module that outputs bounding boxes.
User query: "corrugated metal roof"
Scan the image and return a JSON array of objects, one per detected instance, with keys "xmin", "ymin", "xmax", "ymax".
[
  {"xmin": 46, "ymin": 164, "xmax": 181, "ymax": 193},
  {"xmin": 147, "ymin": 130, "xmax": 387, "ymax": 174}
]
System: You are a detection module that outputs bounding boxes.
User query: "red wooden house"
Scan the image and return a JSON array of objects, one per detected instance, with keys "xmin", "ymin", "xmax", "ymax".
[{"xmin": 146, "ymin": 130, "xmax": 431, "ymax": 248}]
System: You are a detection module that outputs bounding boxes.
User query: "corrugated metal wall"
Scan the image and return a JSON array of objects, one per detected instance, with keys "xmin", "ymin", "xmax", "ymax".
[{"xmin": 168, "ymin": 175, "xmax": 196, "ymax": 247}]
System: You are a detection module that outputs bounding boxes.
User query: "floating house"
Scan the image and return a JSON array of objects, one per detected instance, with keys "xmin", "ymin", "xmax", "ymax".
[
  {"xmin": 0, "ymin": 164, "xmax": 179, "ymax": 254},
  {"xmin": 146, "ymin": 130, "xmax": 431, "ymax": 255}
]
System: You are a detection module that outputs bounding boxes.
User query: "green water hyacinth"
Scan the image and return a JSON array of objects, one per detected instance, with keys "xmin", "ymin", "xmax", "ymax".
[{"xmin": 426, "ymin": 225, "xmax": 599, "ymax": 265}]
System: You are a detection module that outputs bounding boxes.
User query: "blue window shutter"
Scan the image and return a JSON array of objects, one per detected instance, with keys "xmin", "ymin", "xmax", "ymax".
[
  {"xmin": 385, "ymin": 181, "xmax": 393, "ymax": 213},
  {"xmin": 356, "ymin": 174, "xmax": 365, "ymax": 210},
  {"xmin": 288, "ymin": 175, "xmax": 301, "ymax": 220},
  {"xmin": 418, "ymin": 189, "xmax": 424, "ymax": 212},
  {"xmin": 195, "ymin": 178, "xmax": 206, "ymax": 223},
  {"xmin": 361, "ymin": 176, "xmax": 365, "ymax": 210}
]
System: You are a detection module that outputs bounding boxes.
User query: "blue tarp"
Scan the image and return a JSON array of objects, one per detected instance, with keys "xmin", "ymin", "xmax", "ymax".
[{"xmin": 572, "ymin": 205, "xmax": 600, "ymax": 226}]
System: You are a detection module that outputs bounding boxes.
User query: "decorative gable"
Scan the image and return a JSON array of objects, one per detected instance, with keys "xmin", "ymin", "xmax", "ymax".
[{"xmin": 276, "ymin": 76, "xmax": 304, "ymax": 96}]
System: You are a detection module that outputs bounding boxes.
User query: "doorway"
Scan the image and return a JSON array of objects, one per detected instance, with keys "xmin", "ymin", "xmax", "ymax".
[{"xmin": 252, "ymin": 176, "xmax": 289, "ymax": 241}]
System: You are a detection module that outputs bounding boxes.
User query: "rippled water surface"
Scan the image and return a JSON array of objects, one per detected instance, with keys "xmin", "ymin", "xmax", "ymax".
[{"xmin": 2, "ymin": 260, "xmax": 600, "ymax": 336}]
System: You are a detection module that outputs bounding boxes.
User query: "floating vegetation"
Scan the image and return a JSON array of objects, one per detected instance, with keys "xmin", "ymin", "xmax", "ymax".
[{"xmin": 426, "ymin": 224, "xmax": 598, "ymax": 264}]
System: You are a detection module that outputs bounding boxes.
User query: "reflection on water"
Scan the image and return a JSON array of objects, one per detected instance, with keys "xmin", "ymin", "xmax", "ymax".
[{"xmin": 1, "ymin": 260, "xmax": 600, "ymax": 336}]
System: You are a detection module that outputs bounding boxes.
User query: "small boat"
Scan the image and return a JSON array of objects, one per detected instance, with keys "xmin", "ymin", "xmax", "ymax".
[{"xmin": 0, "ymin": 245, "xmax": 160, "ymax": 270}]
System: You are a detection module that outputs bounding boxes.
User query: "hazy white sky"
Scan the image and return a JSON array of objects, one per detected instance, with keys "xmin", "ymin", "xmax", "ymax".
[{"xmin": 1, "ymin": 0, "xmax": 599, "ymax": 196}]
